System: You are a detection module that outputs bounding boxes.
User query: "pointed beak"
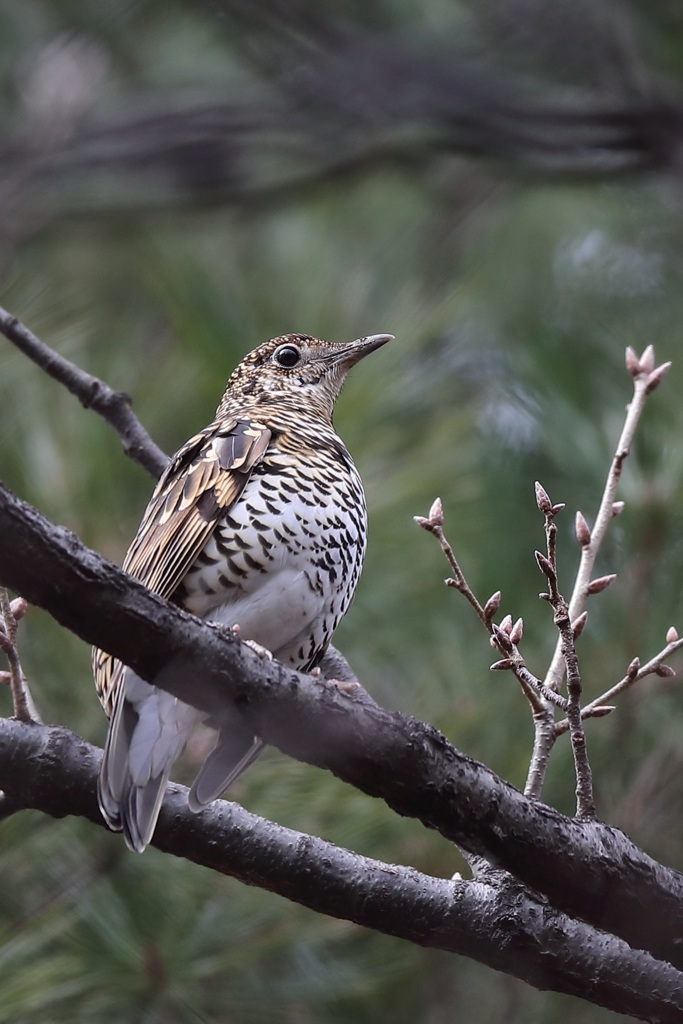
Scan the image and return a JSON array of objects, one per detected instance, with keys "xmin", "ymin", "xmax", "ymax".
[{"xmin": 327, "ymin": 333, "xmax": 394, "ymax": 368}]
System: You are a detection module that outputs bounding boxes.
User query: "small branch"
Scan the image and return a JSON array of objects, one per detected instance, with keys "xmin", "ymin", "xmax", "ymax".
[
  {"xmin": 0, "ymin": 306, "xmax": 168, "ymax": 480},
  {"xmin": 544, "ymin": 347, "xmax": 671, "ymax": 693},
  {"xmin": 415, "ymin": 499, "xmax": 552, "ymax": 716},
  {"xmin": 555, "ymin": 631, "xmax": 683, "ymax": 736},
  {"xmin": 535, "ymin": 485, "xmax": 595, "ymax": 820},
  {"xmin": 525, "ymin": 706, "xmax": 557, "ymax": 801},
  {"xmin": 414, "ymin": 498, "xmax": 488, "ymax": 625},
  {"xmin": 0, "ymin": 590, "xmax": 40, "ymax": 724},
  {"xmin": 490, "ymin": 620, "xmax": 565, "ymax": 711}
]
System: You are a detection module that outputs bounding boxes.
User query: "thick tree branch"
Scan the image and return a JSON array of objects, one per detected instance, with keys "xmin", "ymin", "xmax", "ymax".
[
  {"xmin": 1, "ymin": 718, "xmax": 681, "ymax": 1023},
  {"xmin": 1, "ymin": 481, "xmax": 683, "ymax": 972},
  {"xmin": 0, "ymin": 306, "xmax": 168, "ymax": 479}
]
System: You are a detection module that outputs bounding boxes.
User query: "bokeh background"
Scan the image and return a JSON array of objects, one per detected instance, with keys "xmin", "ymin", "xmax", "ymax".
[{"xmin": 2, "ymin": 2, "xmax": 683, "ymax": 1021}]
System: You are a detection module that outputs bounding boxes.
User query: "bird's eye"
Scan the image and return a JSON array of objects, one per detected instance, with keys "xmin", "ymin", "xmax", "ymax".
[{"xmin": 274, "ymin": 345, "xmax": 302, "ymax": 369}]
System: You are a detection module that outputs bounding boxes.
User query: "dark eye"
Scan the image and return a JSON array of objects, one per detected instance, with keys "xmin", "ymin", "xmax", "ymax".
[{"xmin": 274, "ymin": 345, "xmax": 302, "ymax": 369}]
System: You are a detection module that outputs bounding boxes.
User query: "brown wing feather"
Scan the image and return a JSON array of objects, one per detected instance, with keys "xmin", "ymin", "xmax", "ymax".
[{"xmin": 93, "ymin": 417, "xmax": 272, "ymax": 716}]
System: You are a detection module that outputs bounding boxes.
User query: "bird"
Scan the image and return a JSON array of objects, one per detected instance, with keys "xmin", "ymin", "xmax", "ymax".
[{"xmin": 92, "ymin": 331, "xmax": 393, "ymax": 852}]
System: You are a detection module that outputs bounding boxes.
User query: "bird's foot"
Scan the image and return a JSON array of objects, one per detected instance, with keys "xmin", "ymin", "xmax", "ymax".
[
  {"xmin": 230, "ymin": 624, "xmax": 273, "ymax": 660},
  {"xmin": 311, "ymin": 666, "xmax": 360, "ymax": 692},
  {"xmin": 245, "ymin": 639, "xmax": 274, "ymax": 661},
  {"xmin": 327, "ymin": 677, "xmax": 361, "ymax": 693}
]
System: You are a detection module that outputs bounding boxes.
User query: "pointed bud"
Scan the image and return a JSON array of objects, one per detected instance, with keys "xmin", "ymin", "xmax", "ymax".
[
  {"xmin": 575, "ymin": 511, "xmax": 591, "ymax": 547},
  {"xmin": 587, "ymin": 574, "xmax": 617, "ymax": 595},
  {"xmin": 510, "ymin": 617, "xmax": 524, "ymax": 645},
  {"xmin": 646, "ymin": 362, "xmax": 672, "ymax": 395},
  {"xmin": 428, "ymin": 497, "xmax": 444, "ymax": 527},
  {"xmin": 625, "ymin": 346, "xmax": 640, "ymax": 376},
  {"xmin": 627, "ymin": 657, "xmax": 640, "ymax": 680},
  {"xmin": 656, "ymin": 664, "xmax": 676, "ymax": 678},
  {"xmin": 539, "ymin": 592, "xmax": 551, "ymax": 602},
  {"xmin": 572, "ymin": 611, "xmax": 588, "ymax": 639},
  {"xmin": 499, "ymin": 614, "xmax": 513, "ymax": 634},
  {"xmin": 590, "ymin": 705, "xmax": 616, "ymax": 718},
  {"xmin": 535, "ymin": 481, "xmax": 552, "ymax": 514},
  {"xmin": 551, "ymin": 503, "xmax": 565, "ymax": 516},
  {"xmin": 611, "ymin": 501, "xmax": 625, "ymax": 517},
  {"xmin": 666, "ymin": 626, "xmax": 678, "ymax": 644},
  {"xmin": 535, "ymin": 550, "xmax": 554, "ymax": 579},
  {"xmin": 639, "ymin": 345, "xmax": 655, "ymax": 374},
  {"xmin": 492, "ymin": 624, "xmax": 514, "ymax": 653},
  {"xmin": 490, "ymin": 659, "xmax": 514, "ymax": 671},
  {"xmin": 483, "ymin": 591, "xmax": 502, "ymax": 620},
  {"xmin": 10, "ymin": 597, "xmax": 27, "ymax": 621}
]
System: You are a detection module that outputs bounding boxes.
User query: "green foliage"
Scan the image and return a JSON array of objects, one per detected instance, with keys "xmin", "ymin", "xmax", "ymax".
[{"xmin": 2, "ymin": 2, "xmax": 683, "ymax": 1022}]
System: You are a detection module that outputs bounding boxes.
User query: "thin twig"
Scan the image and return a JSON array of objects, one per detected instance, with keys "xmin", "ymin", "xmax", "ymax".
[
  {"xmin": 415, "ymin": 498, "xmax": 489, "ymax": 625},
  {"xmin": 415, "ymin": 499, "xmax": 552, "ymax": 717},
  {"xmin": 0, "ymin": 590, "xmax": 41, "ymax": 724},
  {"xmin": 0, "ymin": 306, "xmax": 168, "ymax": 480},
  {"xmin": 544, "ymin": 346, "xmax": 671, "ymax": 693},
  {"xmin": 554, "ymin": 632, "xmax": 683, "ymax": 736},
  {"xmin": 535, "ymin": 484, "xmax": 595, "ymax": 820}
]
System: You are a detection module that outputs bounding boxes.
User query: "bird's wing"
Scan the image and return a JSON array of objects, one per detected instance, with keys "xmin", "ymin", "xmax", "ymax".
[{"xmin": 93, "ymin": 417, "xmax": 272, "ymax": 716}]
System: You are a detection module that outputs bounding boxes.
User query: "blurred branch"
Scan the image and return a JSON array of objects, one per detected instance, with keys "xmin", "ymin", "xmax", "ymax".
[
  {"xmin": 2, "ymin": 30, "xmax": 683, "ymax": 231},
  {"xmin": 1, "ymin": 483, "xmax": 683, "ymax": 973},
  {"xmin": 2, "ymin": 719, "xmax": 682, "ymax": 1020},
  {"xmin": 0, "ymin": 307, "xmax": 168, "ymax": 479}
]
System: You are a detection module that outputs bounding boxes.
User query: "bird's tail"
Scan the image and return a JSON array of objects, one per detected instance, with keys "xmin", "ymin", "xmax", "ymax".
[
  {"xmin": 98, "ymin": 670, "xmax": 201, "ymax": 853},
  {"xmin": 188, "ymin": 727, "xmax": 263, "ymax": 811}
]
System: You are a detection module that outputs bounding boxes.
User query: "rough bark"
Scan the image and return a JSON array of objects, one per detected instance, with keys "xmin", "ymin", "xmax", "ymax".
[
  {"xmin": 2, "ymin": 717, "xmax": 682, "ymax": 1022},
  {"xmin": 1, "ymin": 480, "xmax": 683, "ymax": 983}
]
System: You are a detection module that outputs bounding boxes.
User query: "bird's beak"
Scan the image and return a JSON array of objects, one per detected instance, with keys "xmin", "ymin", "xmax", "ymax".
[{"xmin": 325, "ymin": 333, "xmax": 394, "ymax": 368}]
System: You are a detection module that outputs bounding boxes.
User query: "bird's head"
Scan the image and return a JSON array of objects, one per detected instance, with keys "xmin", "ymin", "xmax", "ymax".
[{"xmin": 218, "ymin": 333, "xmax": 393, "ymax": 421}]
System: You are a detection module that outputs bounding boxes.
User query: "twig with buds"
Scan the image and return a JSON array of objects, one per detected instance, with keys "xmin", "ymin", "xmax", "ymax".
[
  {"xmin": 544, "ymin": 345, "xmax": 671, "ymax": 694},
  {"xmin": 534, "ymin": 484, "xmax": 595, "ymax": 819},
  {"xmin": 416, "ymin": 346, "xmax": 675, "ymax": 813},
  {"xmin": 554, "ymin": 628, "xmax": 683, "ymax": 736},
  {"xmin": 0, "ymin": 589, "xmax": 41, "ymax": 724},
  {"xmin": 414, "ymin": 498, "xmax": 559, "ymax": 718},
  {"xmin": 414, "ymin": 498, "xmax": 489, "ymax": 625}
]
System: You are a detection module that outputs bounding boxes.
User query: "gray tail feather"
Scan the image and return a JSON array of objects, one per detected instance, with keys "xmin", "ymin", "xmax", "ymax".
[
  {"xmin": 98, "ymin": 689, "xmax": 137, "ymax": 834},
  {"xmin": 120, "ymin": 767, "xmax": 174, "ymax": 853},
  {"xmin": 188, "ymin": 731, "xmax": 263, "ymax": 812},
  {"xmin": 98, "ymin": 682, "xmax": 174, "ymax": 854}
]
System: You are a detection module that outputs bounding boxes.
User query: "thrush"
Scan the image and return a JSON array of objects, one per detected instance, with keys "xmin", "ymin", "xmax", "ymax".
[{"xmin": 92, "ymin": 331, "xmax": 392, "ymax": 852}]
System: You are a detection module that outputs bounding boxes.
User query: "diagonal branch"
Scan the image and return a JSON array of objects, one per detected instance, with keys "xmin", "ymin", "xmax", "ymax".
[
  {"xmin": 1, "ymin": 481, "xmax": 683, "ymax": 970},
  {"xmin": 1, "ymin": 717, "xmax": 681, "ymax": 1023},
  {"xmin": 0, "ymin": 306, "xmax": 168, "ymax": 479}
]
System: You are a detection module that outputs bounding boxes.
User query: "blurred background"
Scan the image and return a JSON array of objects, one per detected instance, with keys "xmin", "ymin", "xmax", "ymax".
[{"xmin": 2, "ymin": 1, "xmax": 683, "ymax": 1021}]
